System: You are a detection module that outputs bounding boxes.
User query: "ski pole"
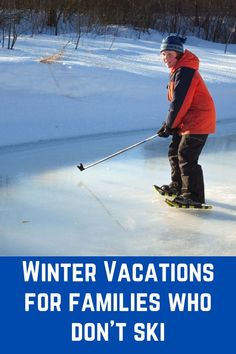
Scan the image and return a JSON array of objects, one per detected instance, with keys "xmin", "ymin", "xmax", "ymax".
[{"xmin": 77, "ymin": 133, "xmax": 158, "ymax": 171}]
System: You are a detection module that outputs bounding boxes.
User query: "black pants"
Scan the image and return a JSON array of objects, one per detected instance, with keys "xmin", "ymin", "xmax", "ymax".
[{"xmin": 168, "ymin": 134, "xmax": 208, "ymax": 203}]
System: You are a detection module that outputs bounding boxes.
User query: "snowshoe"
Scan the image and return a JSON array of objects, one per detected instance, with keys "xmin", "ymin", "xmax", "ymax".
[{"xmin": 165, "ymin": 196, "xmax": 212, "ymax": 210}]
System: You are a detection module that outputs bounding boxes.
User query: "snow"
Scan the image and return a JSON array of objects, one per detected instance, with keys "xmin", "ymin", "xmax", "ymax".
[{"xmin": 0, "ymin": 31, "xmax": 236, "ymax": 255}]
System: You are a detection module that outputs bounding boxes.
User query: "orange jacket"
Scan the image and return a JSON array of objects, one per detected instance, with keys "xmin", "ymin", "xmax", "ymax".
[{"xmin": 166, "ymin": 49, "xmax": 216, "ymax": 135}]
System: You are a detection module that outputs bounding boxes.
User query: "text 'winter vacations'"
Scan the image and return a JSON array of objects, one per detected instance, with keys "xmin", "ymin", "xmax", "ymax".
[{"xmin": 22, "ymin": 260, "xmax": 214, "ymax": 283}]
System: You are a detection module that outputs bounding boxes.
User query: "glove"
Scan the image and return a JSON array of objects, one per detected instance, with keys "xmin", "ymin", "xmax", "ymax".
[{"xmin": 157, "ymin": 123, "xmax": 170, "ymax": 138}]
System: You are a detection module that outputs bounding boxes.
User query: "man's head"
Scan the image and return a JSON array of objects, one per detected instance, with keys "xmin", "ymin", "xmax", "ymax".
[
  {"xmin": 160, "ymin": 35, "xmax": 186, "ymax": 53},
  {"xmin": 160, "ymin": 35, "xmax": 186, "ymax": 68}
]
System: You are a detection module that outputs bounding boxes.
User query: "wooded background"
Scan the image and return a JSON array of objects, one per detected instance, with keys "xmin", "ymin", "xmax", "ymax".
[{"xmin": 1, "ymin": 0, "xmax": 236, "ymax": 49}]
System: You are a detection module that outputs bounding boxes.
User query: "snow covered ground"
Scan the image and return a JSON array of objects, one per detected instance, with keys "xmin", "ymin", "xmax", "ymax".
[{"xmin": 0, "ymin": 30, "xmax": 236, "ymax": 255}]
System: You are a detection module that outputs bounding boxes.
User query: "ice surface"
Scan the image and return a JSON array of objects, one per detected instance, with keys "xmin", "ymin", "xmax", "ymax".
[{"xmin": 0, "ymin": 130, "xmax": 235, "ymax": 256}]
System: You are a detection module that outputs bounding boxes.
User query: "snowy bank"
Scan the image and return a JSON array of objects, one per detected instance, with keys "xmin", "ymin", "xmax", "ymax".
[{"xmin": 1, "ymin": 31, "xmax": 236, "ymax": 148}]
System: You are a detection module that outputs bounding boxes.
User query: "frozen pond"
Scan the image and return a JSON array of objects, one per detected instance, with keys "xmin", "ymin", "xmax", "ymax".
[{"xmin": 0, "ymin": 129, "xmax": 236, "ymax": 256}]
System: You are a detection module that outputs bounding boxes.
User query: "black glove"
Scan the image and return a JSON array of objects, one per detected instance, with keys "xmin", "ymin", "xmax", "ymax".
[{"xmin": 157, "ymin": 123, "xmax": 170, "ymax": 138}]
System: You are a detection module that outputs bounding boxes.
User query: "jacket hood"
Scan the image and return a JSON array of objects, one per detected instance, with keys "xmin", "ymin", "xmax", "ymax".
[{"xmin": 171, "ymin": 49, "xmax": 199, "ymax": 73}]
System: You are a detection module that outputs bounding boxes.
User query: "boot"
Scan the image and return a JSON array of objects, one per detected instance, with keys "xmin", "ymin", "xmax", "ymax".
[
  {"xmin": 160, "ymin": 182, "xmax": 181, "ymax": 196},
  {"xmin": 173, "ymin": 194, "xmax": 201, "ymax": 207}
]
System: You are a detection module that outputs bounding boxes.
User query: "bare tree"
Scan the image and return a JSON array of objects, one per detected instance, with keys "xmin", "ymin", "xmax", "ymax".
[
  {"xmin": 1, "ymin": 0, "xmax": 236, "ymax": 47},
  {"xmin": 225, "ymin": 21, "xmax": 236, "ymax": 53},
  {"xmin": 0, "ymin": 1, "xmax": 25, "ymax": 49}
]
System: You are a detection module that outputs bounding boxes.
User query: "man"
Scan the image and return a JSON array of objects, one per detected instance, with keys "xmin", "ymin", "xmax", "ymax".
[{"xmin": 158, "ymin": 35, "xmax": 216, "ymax": 206}]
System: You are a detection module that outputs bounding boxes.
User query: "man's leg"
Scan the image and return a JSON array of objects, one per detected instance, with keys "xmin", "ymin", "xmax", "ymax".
[
  {"xmin": 167, "ymin": 134, "xmax": 182, "ymax": 191},
  {"xmin": 178, "ymin": 134, "xmax": 208, "ymax": 203}
]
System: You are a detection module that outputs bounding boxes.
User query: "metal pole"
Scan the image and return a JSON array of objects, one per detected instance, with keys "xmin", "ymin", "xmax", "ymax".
[{"xmin": 77, "ymin": 133, "xmax": 158, "ymax": 171}]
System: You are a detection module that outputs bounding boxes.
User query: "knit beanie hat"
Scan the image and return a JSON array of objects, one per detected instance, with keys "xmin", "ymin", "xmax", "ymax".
[{"xmin": 160, "ymin": 35, "xmax": 186, "ymax": 53}]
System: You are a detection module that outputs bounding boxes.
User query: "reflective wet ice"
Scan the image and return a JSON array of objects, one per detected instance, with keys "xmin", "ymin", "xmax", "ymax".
[{"xmin": 0, "ymin": 130, "xmax": 235, "ymax": 255}]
